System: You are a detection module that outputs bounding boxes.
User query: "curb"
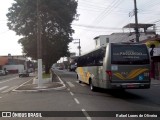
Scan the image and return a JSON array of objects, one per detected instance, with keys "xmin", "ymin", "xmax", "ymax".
[
  {"xmin": 12, "ymin": 73, "xmax": 66, "ymax": 92},
  {"xmin": 151, "ymin": 79, "xmax": 160, "ymax": 85}
]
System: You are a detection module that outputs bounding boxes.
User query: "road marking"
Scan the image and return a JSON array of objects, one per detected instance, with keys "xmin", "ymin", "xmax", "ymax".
[
  {"xmin": 1, "ymin": 86, "xmax": 17, "ymax": 93},
  {"xmin": 82, "ymin": 109, "xmax": 92, "ymax": 120},
  {"xmin": 75, "ymin": 81, "xmax": 79, "ymax": 83},
  {"xmin": 80, "ymin": 84, "xmax": 86, "ymax": 87},
  {"xmin": 0, "ymin": 77, "xmax": 18, "ymax": 84},
  {"xmin": 70, "ymin": 91, "xmax": 74, "ymax": 96},
  {"xmin": 74, "ymin": 98, "xmax": 80, "ymax": 104},
  {"xmin": 0, "ymin": 97, "xmax": 2, "ymax": 98},
  {"xmin": 0, "ymin": 86, "xmax": 8, "ymax": 91},
  {"xmin": 13, "ymin": 77, "xmax": 33, "ymax": 91},
  {"xmin": 54, "ymin": 72, "xmax": 66, "ymax": 89},
  {"xmin": 67, "ymin": 82, "xmax": 75, "ymax": 87}
]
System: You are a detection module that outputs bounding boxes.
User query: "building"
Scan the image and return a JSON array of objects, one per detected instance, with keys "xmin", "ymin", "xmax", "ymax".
[
  {"xmin": 0, "ymin": 55, "xmax": 26, "ymax": 73},
  {"xmin": 94, "ymin": 23, "xmax": 156, "ymax": 48},
  {"xmin": 0, "ymin": 56, "xmax": 8, "ymax": 69}
]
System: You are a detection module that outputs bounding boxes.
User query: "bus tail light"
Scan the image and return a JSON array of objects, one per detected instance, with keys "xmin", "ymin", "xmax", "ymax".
[
  {"xmin": 106, "ymin": 70, "xmax": 112, "ymax": 81},
  {"xmin": 106, "ymin": 70, "xmax": 112, "ymax": 76}
]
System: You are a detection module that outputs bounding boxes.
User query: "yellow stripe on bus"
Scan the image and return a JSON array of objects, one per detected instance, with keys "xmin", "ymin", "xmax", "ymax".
[
  {"xmin": 114, "ymin": 73, "xmax": 126, "ymax": 80},
  {"xmin": 127, "ymin": 68, "xmax": 148, "ymax": 79},
  {"xmin": 114, "ymin": 68, "xmax": 149, "ymax": 80}
]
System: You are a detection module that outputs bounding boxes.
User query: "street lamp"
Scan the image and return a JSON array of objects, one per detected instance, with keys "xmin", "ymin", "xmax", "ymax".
[{"xmin": 73, "ymin": 39, "xmax": 81, "ymax": 56}]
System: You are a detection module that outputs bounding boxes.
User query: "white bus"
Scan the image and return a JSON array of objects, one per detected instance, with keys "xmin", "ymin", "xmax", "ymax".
[{"xmin": 76, "ymin": 42, "xmax": 151, "ymax": 91}]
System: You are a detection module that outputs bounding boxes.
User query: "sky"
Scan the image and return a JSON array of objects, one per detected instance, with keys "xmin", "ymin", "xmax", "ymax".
[
  {"xmin": 1, "ymin": 0, "xmax": 160, "ymax": 56},
  {"xmin": 70, "ymin": 0, "xmax": 160, "ymax": 55},
  {"xmin": 0, "ymin": 0, "xmax": 22, "ymax": 56}
]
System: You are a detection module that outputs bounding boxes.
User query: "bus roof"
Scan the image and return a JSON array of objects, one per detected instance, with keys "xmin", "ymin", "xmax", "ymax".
[
  {"xmin": 81, "ymin": 42, "xmax": 145, "ymax": 56},
  {"xmin": 112, "ymin": 42, "xmax": 145, "ymax": 45},
  {"xmin": 80, "ymin": 45, "xmax": 106, "ymax": 57}
]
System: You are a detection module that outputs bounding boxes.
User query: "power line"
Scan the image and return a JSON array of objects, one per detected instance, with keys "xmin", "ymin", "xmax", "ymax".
[
  {"xmin": 142, "ymin": 0, "xmax": 160, "ymax": 9},
  {"xmin": 78, "ymin": 0, "xmax": 109, "ymax": 9},
  {"xmin": 72, "ymin": 23, "xmax": 122, "ymax": 30},
  {"xmin": 91, "ymin": 0, "xmax": 123, "ymax": 25},
  {"xmin": 78, "ymin": 6, "xmax": 128, "ymax": 15},
  {"xmin": 79, "ymin": 0, "xmax": 124, "ymax": 39},
  {"xmin": 151, "ymin": 19, "xmax": 160, "ymax": 24},
  {"xmin": 0, "ymin": 30, "xmax": 10, "ymax": 34},
  {"xmin": 77, "ymin": 7, "xmax": 104, "ymax": 12},
  {"xmin": 74, "ymin": 0, "xmax": 160, "ymax": 44},
  {"xmin": 72, "ymin": 27, "xmax": 120, "ymax": 32},
  {"xmin": 0, "ymin": 19, "xmax": 7, "ymax": 21}
]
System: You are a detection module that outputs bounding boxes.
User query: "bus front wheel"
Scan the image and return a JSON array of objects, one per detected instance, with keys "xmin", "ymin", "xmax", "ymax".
[
  {"xmin": 77, "ymin": 75, "xmax": 81, "ymax": 83},
  {"xmin": 89, "ymin": 80, "xmax": 96, "ymax": 91}
]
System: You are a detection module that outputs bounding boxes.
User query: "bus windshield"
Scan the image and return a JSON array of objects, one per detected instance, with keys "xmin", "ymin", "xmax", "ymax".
[{"xmin": 111, "ymin": 44, "xmax": 150, "ymax": 65}]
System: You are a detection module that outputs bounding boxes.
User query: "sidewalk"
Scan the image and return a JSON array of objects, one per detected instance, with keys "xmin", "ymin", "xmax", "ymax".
[
  {"xmin": 13, "ymin": 72, "xmax": 66, "ymax": 92},
  {"xmin": 151, "ymin": 78, "xmax": 160, "ymax": 85}
]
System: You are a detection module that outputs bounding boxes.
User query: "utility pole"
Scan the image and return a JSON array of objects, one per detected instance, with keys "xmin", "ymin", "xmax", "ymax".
[
  {"xmin": 37, "ymin": 0, "xmax": 43, "ymax": 88},
  {"xmin": 74, "ymin": 39, "xmax": 81, "ymax": 56},
  {"xmin": 78, "ymin": 39, "xmax": 81, "ymax": 56},
  {"xmin": 134, "ymin": 0, "xmax": 139, "ymax": 42}
]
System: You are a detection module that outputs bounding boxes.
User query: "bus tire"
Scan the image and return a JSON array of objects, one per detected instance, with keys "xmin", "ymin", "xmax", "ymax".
[
  {"xmin": 89, "ymin": 79, "xmax": 96, "ymax": 91},
  {"xmin": 77, "ymin": 75, "xmax": 81, "ymax": 83}
]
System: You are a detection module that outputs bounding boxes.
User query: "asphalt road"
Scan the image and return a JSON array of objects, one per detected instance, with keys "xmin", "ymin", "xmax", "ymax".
[
  {"xmin": 0, "ymin": 70, "xmax": 159, "ymax": 120},
  {"xmin": 54, "ymin": 69, "xmax": 160, "ymax": 120},
  {"xmin": 0, "ymin": 74, "xmax": 32, "ymax": 96}
]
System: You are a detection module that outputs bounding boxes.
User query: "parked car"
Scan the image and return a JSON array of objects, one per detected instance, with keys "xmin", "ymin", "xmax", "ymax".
[
  {"xmin": 0, "ymin": 70, "xmax": 5, "ymax": 76},
  {"xmin": 69, "ymin": 64, "xmax": 77, "ymax": 71},
  {"xmin": 59, "ymin": 67, "xmax": 64, "ymax": 70},
  {"xmin": 4, "ymin": 70, "xmax": 8, "ymax": 75},
  {"xmin": 19, "ymin": 70, "xmax": 29, "ymax": 77}
]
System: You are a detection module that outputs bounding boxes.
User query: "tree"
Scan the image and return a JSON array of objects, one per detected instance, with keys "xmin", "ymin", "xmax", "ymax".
[{"xmin": 6, "ymin": 0, "xmax": 78, "ymax": 73}]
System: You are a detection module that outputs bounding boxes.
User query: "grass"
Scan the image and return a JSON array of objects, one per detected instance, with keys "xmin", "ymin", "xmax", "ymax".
[{"xmin": 42, "ymin": 73, "xmax": 50, "ymax": 78}]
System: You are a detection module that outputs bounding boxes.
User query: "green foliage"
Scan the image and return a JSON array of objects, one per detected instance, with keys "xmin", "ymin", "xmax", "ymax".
[
  {"xmin": 42, "ymin": 73, "xmax": 50, "ymax": 79},
  {"xmin": 6, "ymin": 0, "xmax": 78, "ymax": 73}
]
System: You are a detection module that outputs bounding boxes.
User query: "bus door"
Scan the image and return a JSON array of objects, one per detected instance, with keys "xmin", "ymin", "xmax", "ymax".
[
  {"xmin": 97, "ymin": 66, "xmax": 105, "ymax": 88},
  {"xmin": 95, "ymin": 50, "xmax": 105, "ymax": 88}
]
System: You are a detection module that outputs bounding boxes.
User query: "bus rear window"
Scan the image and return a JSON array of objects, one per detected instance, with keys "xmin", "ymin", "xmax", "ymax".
[{"xmin": 111, "ymin": 44, "xmax": 150, "ymax": 64}]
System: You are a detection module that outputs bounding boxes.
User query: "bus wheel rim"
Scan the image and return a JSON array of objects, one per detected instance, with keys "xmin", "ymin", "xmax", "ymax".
[{"xmin": 90, "ymin": 82, "xmax": 93, "ymax": 90}]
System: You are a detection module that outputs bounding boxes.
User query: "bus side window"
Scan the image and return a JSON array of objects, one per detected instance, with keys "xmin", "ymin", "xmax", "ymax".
[
  {"xmin": 77, "ymin": 47, "xmax": 105, "ymax": 67},
  {"xmin": 98, "ymin": 56, "xmax": 103, "ymax": 66},
  {"xmin": 87, "ymin": 56, "xmax": 91, "ymax": 66},
  {"xmin": 95, "ymin": 50, "xmax": 104, "ymax": 66},
  {"xmin": 96, "ymin": 57, "xmax": 103, "ymax": 66}
]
